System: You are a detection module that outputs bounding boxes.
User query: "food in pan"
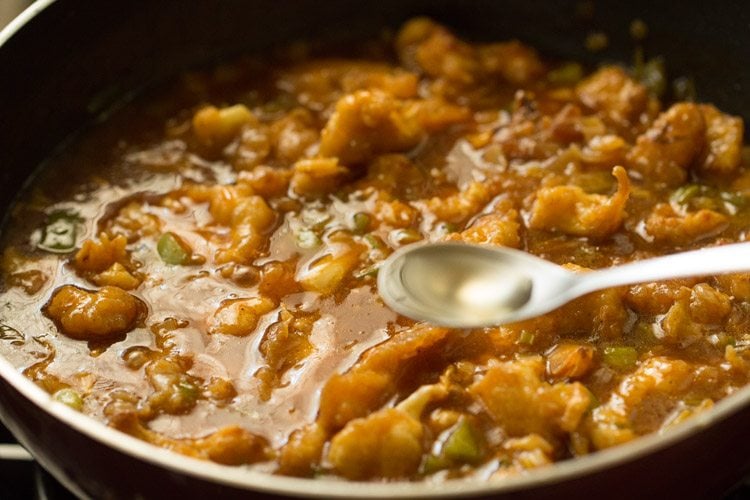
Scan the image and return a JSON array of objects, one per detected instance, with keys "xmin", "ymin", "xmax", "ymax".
[{"xmin": 1, "ymin": 18, "xmax": 749, "ymax": 480}]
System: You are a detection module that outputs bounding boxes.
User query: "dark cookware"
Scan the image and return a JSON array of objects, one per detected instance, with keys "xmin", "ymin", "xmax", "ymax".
[{"xmin": 1, "ymin": 1, "xmax": 750, "ymax": 498}]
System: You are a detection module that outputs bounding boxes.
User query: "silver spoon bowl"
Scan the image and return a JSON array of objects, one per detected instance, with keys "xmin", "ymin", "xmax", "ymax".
[{"xmin": 377, "ymin": 241, "xmax": 750, "ymax": 328}]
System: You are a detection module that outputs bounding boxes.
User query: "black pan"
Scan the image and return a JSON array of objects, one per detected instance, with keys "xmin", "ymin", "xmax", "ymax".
[{"xmin": 1, "ymin": 1, "xmax": 750, "ymax": 498}]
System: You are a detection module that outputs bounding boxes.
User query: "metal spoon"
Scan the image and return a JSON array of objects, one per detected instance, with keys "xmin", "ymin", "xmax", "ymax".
[{"xmin": 377, "ymin": 241, "xmax": 750, "ymax": 328}]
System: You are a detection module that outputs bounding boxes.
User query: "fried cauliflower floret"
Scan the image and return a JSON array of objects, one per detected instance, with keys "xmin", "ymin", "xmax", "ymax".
[
  {"xmin": 237, "ymin": 166, "xmax": 293, "ymax": 199},
  {"xmin": 256, "ymin": 308, "xmax": 315, "ymax": 400},
  {"xmin": 105, "ymin": 201, "xmax": 162, "ymax": 242},
  {"xmin": 207, "ymin": 296, "xmax": 276, "ymax": 336},
  {"xmin": 361, "ymin": 154, "xmax": 427, "ymax": 197},
  {"xmin": 576, "ymin": 67, "xmax": 648, "ymax": 127},
  {"xmin": 425, "ymin": 181, "xmax": 492, "ymax": 224},
  {"xmin": 373, "ymin": 199, "xmax": 419, "ymax": 228},
  {"xmin": 659, "ymin": 283, "xmax": 731, "ymax": 346},
  {"xmin": 296, "ymin": 244, "xmax": 361, "ymax": 295},
  {"xmin": 588, "ymin": 357, "xmax": 693, "ymax": 449},
  {"xmin": 447, "ymin": 203, "xmax": 521, "ymax": 248},
  {"xmin": 397, "ymin": 18, "xmax": 543, "ymax": 86},
  {"xmin": 625, "ymin": 279, "xmax": 698, "ymax": 315},
  {"xmin": 192, "ymin": 104, "xmax": 256, "ymax": 147},
  {"xmin": 215, "ymin": 195, "xmax": 277, "ymax": 265},
  {"xmin": 78, "ymin": 225, "xmax": 144, "ymax": 290},
  {"xmin": 397, "ymin": 17, "xmax": 479, "ymax": 84},
  {"xmin": 230, "ymin": 194, "xmax": 275, "ymax": 229},
  {"xmin": 698, "ymin": 104, "xmax": 744, "ymax": 175},
  {"xmin": 319, "ymin": 90, "xmax": 423, "ymax": 164},
  {"xmin": 714, "ymin": 273, "xmax": 750, "ymax": 301},
  {"xmin": 145, "ymin": 356, "xmax": 201, "ymax": 415},
  {"xmin": 74, "ymin": 233, "xmax": 129, "ymax": 273},
  {"xmin": 497, "ymin": 434, "xmax": 555, "ymax": 475},
  {"xmin": 196, "ymin": 425, "xmax": 272, "ymax": 466},
  {"xmin": 687, "ymin": 283, "xmax": 732, "ymax": 323},
  {"xmin": 327, "ymin": 408, "xmax": 424, "ymax": 480},
  {"xmin": 317, "ymin": 324, "xmax": 450, "ymax": 432},
  {"xmin": 73, "ymin": 234, "xmax": 141, "ymax": 290},
  {"xmin": 181, "ymin": 183, "xmax": 253, "ymax": 226},
  {"xmin": 645, "ymin": 203, "xmax": 728, "ymax": 245},
  {"xmin": 627, "ymin": 103, "xmax": 706, "ymax": 186},
  {"xmin": 327, "ymin": 381, "xmax": 449, "ymax": 480},
  {"xmin": 44, "ymin": 285, "xmax": 145, "ymax": 341},
  {"xmin": 470, "ymin": 356, "xmax": 591, "ymax": 438},
  {"xmin": 91, "ymin": 262, "xmax": 142, "ymax": 290},
  {"xmin": 278, "ymin": 424, "xmax": 328, "ymax": 476},
  {"xmin": 113, "ymin": 411, "xmax": 271, "ymax": 466},
  {"xmin": 229, "ymin": 121, "xmax": 271, "ymax": 171},
  {"xmin": 290, "ymin": 157, "xmax": 349, "ymax": 196},
  {"xmin": 269, "ymin": 108, "xmax": 320, "ymax": 163},
  {"xmin": 529, "ymin": 165, "xmax": 630, "ymax": 239},
  {"xmin": 319, "ymin": 89, "xmax": 468, "ymax": 165},
  {"xmin": 318, "ymin": 370, "xmax": 394, "ymax": 432},
  {"xmin": 327, "ymin": 381, "xmax": 448, "ymax": 480}
]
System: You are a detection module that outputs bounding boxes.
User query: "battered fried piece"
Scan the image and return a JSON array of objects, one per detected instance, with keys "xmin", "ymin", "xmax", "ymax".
[
  {"xmin": 290, "ymin": 157, "xmax": 349, "ymax": 196},
  {"xmin": 576, "ymin": 67, "xmax": 648, "ymax": 127},
  {"xmin": 319, "ymin": 89, "xmax": 468, "ymax": 165},
  {"xmin": 44, "ymin": 285, "xmax": 146, "ymax": 341},
  {"xmin": 297, "ymin": 244, "xmax": 362, "ymax": 295},
  {"xmin": 255, "ymin": 308, "xmax": 315, "ymax": 400},
  {"xmin": 660, "ymin": 283, "xmax": 731, "ymax": 346},
  {"xmin": 327, "ymin": 383, "xmax": 447, "ymax": 480},
  {"xmin": 110, "ymin": 407, "xmax": 271, "ymax": 465},
  {"xmin": 397, "ymin": 17, "xmax": 544, "ymax": 86},
  {"xmin": 529, "ymin": 166, "xmax": 630, "ymax": 239},
  {"xmin": 207, "ymin": 297, "xmax": 276, "ymax": 336},
  {"xmin": 645, "ymin": 203, "xmax": 728, "ymax": 245},
  {"xmin": 328, "ymin": 408, "xmax": 424, "ymax": 480},
  {"xmin": 470, "ymin": 356, "xmax": 591, "ymax": 438},
  {"xmin": 193, "ymin": 104, "xmax": 256, "ymax": 147},
  {"xmin": 215, "ymin": 195, "xmax": 277, "ymax": 265},
  {"xmin": 588, "ymin": 357, "xmax": 694, "ymax": 449},
  {"xmin": 698, "ymin": 104, "xmax": 744, "ymax": 175},
  {"xmin": 627, "ymin": 103, "xmax": 706, "ymax": 186},
  {"xmin": 449, "ymin": 210, "xmax": 522, "ymax": 248},
  {"xmin": 74, "ymin": 233, "xmax": 129, "ymax": 273},
  {"xmin": 425, "ymin": 182, "xmax": 492, "ymax": 224},
  {"xmin": 319, "ymin": 90, "xmax": 422, "ymax": 164}
]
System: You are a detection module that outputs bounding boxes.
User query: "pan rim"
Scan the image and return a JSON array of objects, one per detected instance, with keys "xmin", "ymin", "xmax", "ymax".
[{"xmin": 0, "ymin": 0, "xmax": 748, "ymax": 497}]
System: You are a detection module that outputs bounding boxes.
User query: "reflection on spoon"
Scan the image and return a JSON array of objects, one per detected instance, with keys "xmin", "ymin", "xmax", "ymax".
[{"xmin": 377, "ymin": 241, "xmax": 750, "ymax": 328}]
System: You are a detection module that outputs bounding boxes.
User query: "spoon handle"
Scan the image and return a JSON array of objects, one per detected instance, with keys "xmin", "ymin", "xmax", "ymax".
[{"xmin": 571, "ymin": 242, "xmax": 750, "ymax": 295}]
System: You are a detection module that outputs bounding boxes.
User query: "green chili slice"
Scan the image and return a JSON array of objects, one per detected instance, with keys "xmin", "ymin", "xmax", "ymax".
[
  {"xmin": 53, "ymin": 388, "xmax": 83, "ymax": 411},
  {"xmin": 443, "ymin": 419, "xmax": 483, "ymax": 463},
  {"xmin": 670, "ymin": 184, "xmax": 701, "ymax": 204},
  {"xmin": 177, "ymin": 381, "xmax": 200, "ymax": 404},
  {"xmin": 421, "ymin": 454, "xmax": 450, "ymax": 474},
  {"xmin": 157, "ymin": 232, "xmax": 191, "ymax": 265},
  {"xmin": 352, "ymin": 212, "xmax": 371, "ymax": 234},
  {"xmin": 295, "ymin": 228, "xmax": 321, "ymax": 249},
  {"xmin": 37, "ymin": 211, "xmax": 80, "ymax": 253},
  {"xmin": 603, "ymin": 346, "xmax": 638, "ymax": 370}
]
